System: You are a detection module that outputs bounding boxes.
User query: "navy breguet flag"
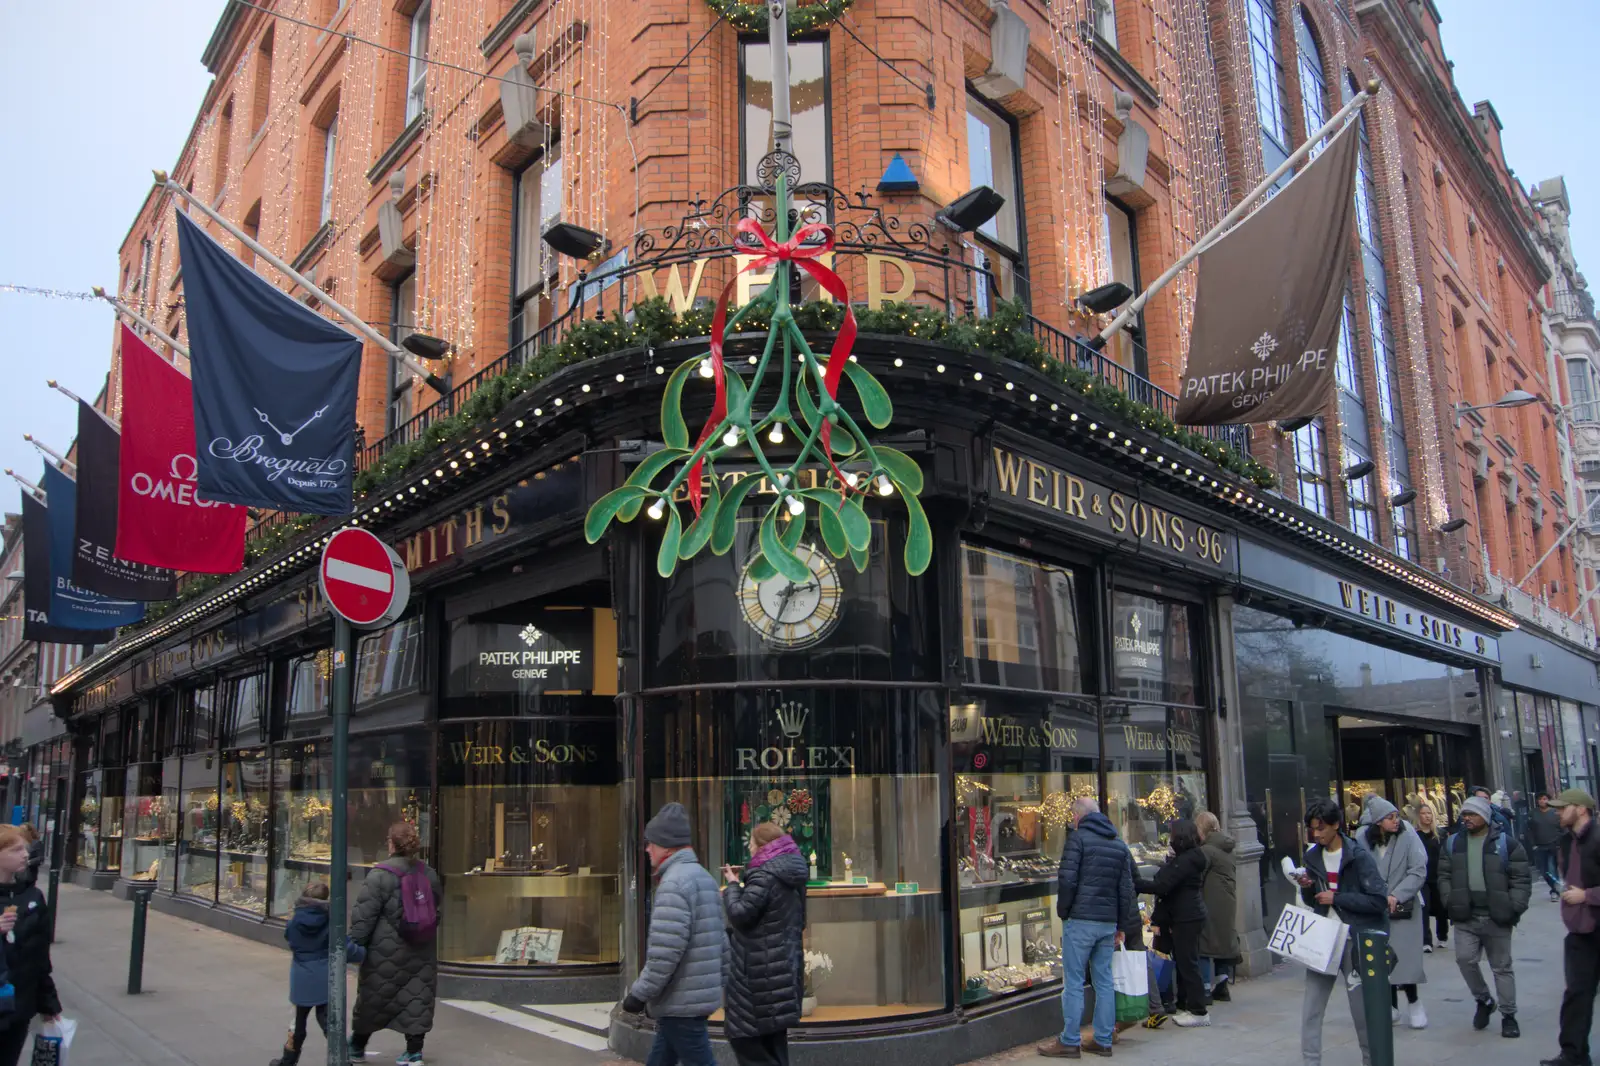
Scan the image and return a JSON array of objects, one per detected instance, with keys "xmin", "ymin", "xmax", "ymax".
[
  {"xmin": 1174, "ymin": 118, "xmax": 1362, "ymax": 425},
  {"xmin": 39, "ymin": 464, "xmax": 144, "ymax": 630},
  {"xmin": 176, "ymin": 210, "xmax": 363, "ymax": 515}
]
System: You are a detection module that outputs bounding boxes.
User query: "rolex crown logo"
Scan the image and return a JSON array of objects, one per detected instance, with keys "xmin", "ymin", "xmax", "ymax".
[{"xmin": 774, "ymin": 701, "xmax": 809, "ymax": 740}]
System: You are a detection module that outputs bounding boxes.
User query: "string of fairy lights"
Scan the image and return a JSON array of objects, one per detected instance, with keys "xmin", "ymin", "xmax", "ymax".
[{"xmin": 1043, "ymin": 0, "xmax": 1108, "ymax": 304}]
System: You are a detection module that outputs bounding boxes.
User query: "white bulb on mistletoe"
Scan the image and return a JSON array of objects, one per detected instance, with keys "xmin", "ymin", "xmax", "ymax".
[
  {"xmin": 876, "ymin": 475, "xmax": 894, "ymax": 497},
  {"xmin": 786, "ymin": 495, "xmax": 805, "ymax": 517},
  {"xmin": 723, "ymin": 427, "xmax": 741, "ymax": 447},
  {"xmin": 844, "ymin": 472, "xmax": 859, "ymax": 488},
  {"xmin": 647, "ymin": 499, "xmax": 666, "ymax": 520},
  {"xmin": 768, "ymin": 423, "xmax": 785, "ymax": 444},
  {"xmin": 698, "ymin": 359, "xmax": 715, "ymax": 379}
]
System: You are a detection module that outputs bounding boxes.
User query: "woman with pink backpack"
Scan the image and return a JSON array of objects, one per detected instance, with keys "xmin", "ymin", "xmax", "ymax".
[{"xmin": 349, "ymin": 822, "xmax": 442, "ymax": 1065}]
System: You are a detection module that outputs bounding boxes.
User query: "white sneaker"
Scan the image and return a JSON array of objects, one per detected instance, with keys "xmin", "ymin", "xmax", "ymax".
[
  {"xmin": 1422, "ymin": 944, "xmax": 1433, "ymax": 954},
  {"xmin": 1409, "ymin": 1002, "xmax": 1428, "ymax": 1029},
  {"xmin": 1391, "ymin": 1007, "xmax": 1402, "ymax": 1024},
  {"xmin": 1173, "ymin": 1010, "xmax": 1212, "ymax": 1027}
]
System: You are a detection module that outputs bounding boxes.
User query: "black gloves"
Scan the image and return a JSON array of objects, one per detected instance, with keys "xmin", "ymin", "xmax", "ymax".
[{"xmin": 621, "ymin": 994, "xmax": 646, "ymax": 1015}]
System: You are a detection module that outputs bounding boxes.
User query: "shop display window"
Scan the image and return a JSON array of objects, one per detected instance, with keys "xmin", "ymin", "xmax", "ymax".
[
  {"xmin": 1103, "ymin": 703, "xmax": 1207, "ymax": 860},
  {"xmin": 950, "ymin": 694, "xmax": 1098, "ymax": 1003},
  {"xmin": 643, "ymin": 688, "xmax": 948, "ymax": 1022},
  {"xmin": 443, "ymin": 607, "xmax": 613, "ymax": 718},
  {"xmin": 287, "ymin": 651, "xmax": 334, "ymax": 719},
  {"xmin": 123, "ymin": 763, "xmax": 164, "ymax": 882},
  {"xmin": 437, "ymin": 716, "xmax": 619, "ymax": 967},
  {"xmin": 648, "ymin": 516, "xmax": 933, "ymax": 686},
  {"xmin": 158, "ymin": 756, "xmax": 181, "ymax": 891},
  {"xmin": 177, "ymin": 753, "xmax": 219, "ymax": 901},
  {"xmin": 356, "ymin": 615, "xmax": 424, "ymax": 705},
  {"xmin": 75, "ymin": 772, "xmax": 103, "ymax": 870},
  {"xmin": 962, "ymin": 545, "xmax": 1085, "ymax": 692},
  {"xmin": 1112, "ymin": 592, "xmax": 1197, "ymax": 705},
  {"xmin": 271, "ymin": 732, "xmax": 431, "ymax": 916},
  {"xmin": 77, "ymin": 769, "xmax": 124, "ymax": 872},
  {"xmin": 218, "ymin": 748, "xmax": 270, "ymax": 914},
  {"xmin": 220, "ymin": 673, "xmax": 267, "ymax": 748}
]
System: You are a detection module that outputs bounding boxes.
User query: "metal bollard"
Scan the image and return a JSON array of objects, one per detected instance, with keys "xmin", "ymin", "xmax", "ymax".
[
  {"xmin": 1356, "ymin": 929, "xmax": 1394, "ymax": 1066},
  {"xmin": 126, "ymin": 882, "xmax": 155, "ymax": 995}
]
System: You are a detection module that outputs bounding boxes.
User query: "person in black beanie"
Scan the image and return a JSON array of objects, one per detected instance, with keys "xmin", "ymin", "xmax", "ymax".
[{"xmin": 620, "ymin": 802, "xmax": 723, "ymax": 1066}]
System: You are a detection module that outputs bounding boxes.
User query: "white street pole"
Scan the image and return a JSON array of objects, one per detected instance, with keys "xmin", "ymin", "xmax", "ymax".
[
  {"xmin": 1096, "ymin": 80, "xmax": 1380, "ymax": 345},
  {"xmin": 1516, "ymin": 489, "xmax": 1600, "ymax": 590},
  {"xmin": 153, "ymin": 172, "xmax": 448, "ymax": 396},
  {"xmin": 22, "ymin": 437, "xmax": 74, "ymax": 475},
  {"xmin": 91, "ymin": 286, "xmax": 189, "ymax": 360},
  {"xmin": 3, "ymin": 469, "xmax": 45, "ymax": 503},
  {"xmin": 768, "ymin": 0, "xmax": 794, "ymax": 159}
]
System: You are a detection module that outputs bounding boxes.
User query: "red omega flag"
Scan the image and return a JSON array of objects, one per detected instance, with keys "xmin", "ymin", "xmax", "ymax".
[{"xmin": 115, "ymin": 324, "xmax": 248, "ymax": 573}]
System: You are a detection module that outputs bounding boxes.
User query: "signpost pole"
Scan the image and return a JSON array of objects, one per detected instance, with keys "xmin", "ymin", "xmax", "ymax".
[{"xmin": 326, "ymin": 616, "xmax": 353, "ymax": 1066}]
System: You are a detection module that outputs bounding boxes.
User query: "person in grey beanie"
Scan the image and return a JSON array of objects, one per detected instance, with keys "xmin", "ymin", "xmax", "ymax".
[
  {"xmin": 1438, "ymin": 794, "xmax": 1532, "ymax": 1039},
  {"xmin": 1359, "ymin": 796, "xmax": 1429, "ymax": 1029},
  {"xmin": 621, "ymin": 802, "xmax": 724, "ymax": 1066}
]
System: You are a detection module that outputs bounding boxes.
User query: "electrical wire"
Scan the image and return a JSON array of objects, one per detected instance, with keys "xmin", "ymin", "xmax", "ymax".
[
  {"xmin": 632, "ymin": 11, "xmax": 726, "ymax": 118},
  {"xmin": 836, "ymin": 12, "xmax": 932, "ymax": 106}
]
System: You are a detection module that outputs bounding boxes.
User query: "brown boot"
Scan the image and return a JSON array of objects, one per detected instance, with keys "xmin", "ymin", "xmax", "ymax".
[
  {"xmin": 1083, "ymin": 1041, "xmax": 1114, "ymax": 1058},
  {"xmin": 1036, "ymin": 1038, "xmax": 1083, "ymax": 1058}
]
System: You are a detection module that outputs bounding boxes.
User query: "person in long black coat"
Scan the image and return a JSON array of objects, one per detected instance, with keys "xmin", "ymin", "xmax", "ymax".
[
  {"xmin": 1416, "ymin": 802, "xmax": 1448, "ymax": 949},
  {"xmin": 0, "ymin": 825, "xmax": 60, "ymax": 1066},
  {"xmin": 1137, "ymin": 819, "xmax": 1210, "ymax": 1026},
  {"xmin": 721, "ymin": 823, "xmax": 809, "ymax": 1066},
  {"xmin": 349, "ymin": 823, "xmax": 442, "ymax": 1064}
]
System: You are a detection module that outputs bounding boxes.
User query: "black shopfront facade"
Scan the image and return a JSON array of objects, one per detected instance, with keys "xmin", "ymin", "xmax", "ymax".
[{"xmin": 50, "ymin": 335, "xmax": 1517, "ymax": 1064}]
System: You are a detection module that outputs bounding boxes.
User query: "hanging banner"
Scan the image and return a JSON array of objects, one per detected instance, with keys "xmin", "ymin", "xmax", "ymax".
[
  {"xmin": 176, "ymin": 211, "xmax": 362, "ymax": 515},
  {"xmin": 72, "ymin": 398, "xmax": 177, "ymax": 599},
  {"xmin": 116, "ymin": 325, "xmax": 247, "ymax": 574},
  {"xmin": 1175, "ymin": 119, "xmax": 1361, "ymax": 425},
  {"xmin": 38, "ymin": 465, "xmax": 144, "ymax": 630},
  {"xmin": 20, "ymin": 492, "xmax": 112, "ymax": 644}
]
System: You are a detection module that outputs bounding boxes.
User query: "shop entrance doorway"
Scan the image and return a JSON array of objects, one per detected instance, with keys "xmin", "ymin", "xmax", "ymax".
[
  {"xmin": 1525, "ymin": 751, "xmax": 1549, "ymax": 797},
  {"xmin": 1333, "ymin": 714, "xmax": 1481, "ymax": 829}
]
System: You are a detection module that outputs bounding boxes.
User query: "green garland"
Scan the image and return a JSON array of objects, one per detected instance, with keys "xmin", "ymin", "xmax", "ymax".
[{"xmin": 706, "ymin": 0, "xmax": 855, "ymax": 36}]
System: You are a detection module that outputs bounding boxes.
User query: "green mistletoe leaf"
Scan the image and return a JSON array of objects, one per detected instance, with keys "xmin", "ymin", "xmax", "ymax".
[
  {"xmin": 844, "ymin": 361, "xmax": 893, "ymax": 429},
  {"xmin": 585, "ymin": 485, "xmax": 650, "ymax": 544},
  {"xmin": 678, "ymin": 478, "xmax": 721, "ymax": 559},
  {"xmin": 796, "ymin": 374, "xmax": 858, "ymax": 455},
  {"xmin": 848, "ymin": 542, "xmax": 870, "ymax": 573},
  {"xmin": 761, "ymin": 507, "xmax": 810, "ymax": 583},
  {"xmin": 656, "ymin": 506, "xmax": 684, "ymax": 578},
  {"xmin": 817, "ymin": 502, "xmax": 848, "ymax": 557},
  {"xmin": 712, "ymin": 472, "xmax": 763, "ymax": 556},
  {"xmin": 619, "ymin": 447, "xmax": 689, "ymax": 522},
  {"xmin": 873, "ymin": 446, "xmax": 924, "ymax": 494},
  {"xmin": 838, "ymin": 495, "xmax": 872, "ymax": 552},
  {"xmin": 745, "ymin": 551, "xmax": 778, "ymax": 583},
  {"xmin": 901, "ymin": 486, "xmax": 932, "ymax": 576},
  {"xmin": 661, "ymin": 359, "xmax": 699, "ymax": 450}
]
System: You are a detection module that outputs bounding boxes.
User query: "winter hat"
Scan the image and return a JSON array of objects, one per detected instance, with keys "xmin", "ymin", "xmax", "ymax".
[
  {"xmin": 1553, "ymin": 788, "xmax": 1597, "ymax": 810},
  {"xmin": 645, "ymin": 802, "xmax": 694, "ymax": 848},
  {"xmin": 1364, "ymin": 796, "xmax": 1398, "ymax": 824},
  {"xmin": 1461, "ymin": 796, "xmax": 1494, "ymax": 824}
]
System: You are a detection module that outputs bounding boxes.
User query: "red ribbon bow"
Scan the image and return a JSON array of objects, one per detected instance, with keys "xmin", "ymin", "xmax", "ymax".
[{"xmin": 687, "ymin": 217, "xmax": 859, "ymax": 514}]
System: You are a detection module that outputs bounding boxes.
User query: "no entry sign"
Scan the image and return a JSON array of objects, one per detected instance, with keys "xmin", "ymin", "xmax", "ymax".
[{"xmin": 319, "ymin": 527, "xmax": 410, "ymax": 628}]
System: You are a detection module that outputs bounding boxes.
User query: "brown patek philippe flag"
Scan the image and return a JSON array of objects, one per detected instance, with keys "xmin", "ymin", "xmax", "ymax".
[{"xmin": 1175, "ymin": 117, "xmax": 1362, "ymax": 425}]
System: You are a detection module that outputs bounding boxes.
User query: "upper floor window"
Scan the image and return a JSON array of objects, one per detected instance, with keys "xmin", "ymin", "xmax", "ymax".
[
  {"xmin": 966, "ymin": 92, "xmax": 1026, "ymax": 308},
  {"xmin": 1294, "ymin": 10, "xmax": 1327, "ymax": 155},
  {"xmin": 319, "ymin": 115, "xmax": 339, "ymax": 226},
  {"xmin": 251, "ymin": 28, "xmax": 273, "ymax": 133},
  {"xmin": 1569, "ymin": 358, "xmax": 1596, "ymax": 421},
  {"xmin": 1334, "ymin": 287, "xmax": 1362, "ymax": 397},
  {"xmin": 1292, "ymin": 419, "xmax": 1330, "ymax": 518},
  {"xmin": 1103, "ymin": 197, "xmax": 1143, "ymax": 375},
  {"xmin": 388, "ymin": 272, "xmax": 417, "ymax": 433},
  {"xmin": 213, "ymin": 98, "xmax": 234, "ymax": 198},
  {"xmin": 512, "ymin": 142, "xmax": 563, "ymax": 345},
  {"xmin": 742, "ymin": 40, "xmax": 830, "ymax": 190},
  {"xmin": 1092, "ymin": 0, "xmax": 1118, "ymax": 49},
  {"xmin": 1247, "ymin": 0, "xmax": 1292, "ymax": 171},
  {"xmin": 406, "ymin": 1, "xmax": 431, "ymax": 123},
  {"xmin": 1369, "ymin": 289, "xmax": 1400, "ymax": 427},
  {"xmin": 1344, "ymin": 436, "xmax": 1377, "ymax": 541}
]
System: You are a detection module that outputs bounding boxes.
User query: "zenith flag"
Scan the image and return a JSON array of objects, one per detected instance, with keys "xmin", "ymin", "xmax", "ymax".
[
  {"xmin": 116, "ymin": 325, "xmax": 247, "ymax": 574},
  {"xmin": 20, "ymin": 490, "xmax": 112, "ymax": 644},
  {"xmin": 1174, "ymin": 118, "xmax": 1362, "ymax": 424},
  {"xmin": 39, "ymin": 464, "xmax": 144, "ymax": 629},
  {"xmin": 176, "ymin": 210, "xmax": 362, "ymax": 515},
  {"xmin": 73, "ymin": 397, "xmax": 177, "ymax": 599}
]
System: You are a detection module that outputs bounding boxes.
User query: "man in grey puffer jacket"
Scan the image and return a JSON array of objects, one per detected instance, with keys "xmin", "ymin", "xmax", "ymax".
[{"xmin": 622, "ymin": 802, "xmax": 724, "ymax": 1065}]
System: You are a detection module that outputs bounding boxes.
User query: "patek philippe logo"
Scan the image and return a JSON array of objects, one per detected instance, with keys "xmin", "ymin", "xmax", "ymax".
[
  {"xmin": 1129, "ymin": 612, "xmax": 1142, "ymax": 638},
  {"xmin": 519, "ymin": 624, "xmax": 544, "ymax": 647},
  {"xmin": 775, "ymin": 702, "xmax": 809, "ymax": 740},
  {"xmin": 1250, "ymin": 332, "xmax": 1279, "ymax": 363}
]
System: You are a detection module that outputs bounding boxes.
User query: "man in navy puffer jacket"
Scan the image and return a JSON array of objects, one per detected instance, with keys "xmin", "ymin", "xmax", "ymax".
[{"xmin": 1038, "ymin": 799, "xmax": 1139, "ymax": 1058}]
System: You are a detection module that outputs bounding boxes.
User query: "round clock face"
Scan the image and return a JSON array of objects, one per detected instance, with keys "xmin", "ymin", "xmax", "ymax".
[{"xmin": 738, "ymin": 543, "xmax": 843, "ymax": 649}]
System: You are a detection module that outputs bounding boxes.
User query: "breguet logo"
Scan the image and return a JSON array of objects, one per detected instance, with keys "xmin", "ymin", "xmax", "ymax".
[{"xmin": 736, "ymin": 703, "xmax": 856, "ymax": 772}]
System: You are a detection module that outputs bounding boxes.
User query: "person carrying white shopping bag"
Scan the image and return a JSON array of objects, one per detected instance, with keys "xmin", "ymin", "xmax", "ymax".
[
  {"xmin": 0, "ymin": 826, "xmax": 64, "ymax": 1066},
  {"xmin": 1289, "ymin": 798, "xmax": 1390, "ymax": 1066}
]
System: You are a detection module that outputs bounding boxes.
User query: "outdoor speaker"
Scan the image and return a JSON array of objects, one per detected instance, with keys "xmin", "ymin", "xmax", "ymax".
[{"xmin": 935, "ymin": 186, "xmax": 1005, "ymax": 234}]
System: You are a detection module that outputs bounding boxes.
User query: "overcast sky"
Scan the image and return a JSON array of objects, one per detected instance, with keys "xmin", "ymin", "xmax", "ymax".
[{"xmin": 0, "ymin": 1, "xmax": 1595, "ymax": 530}]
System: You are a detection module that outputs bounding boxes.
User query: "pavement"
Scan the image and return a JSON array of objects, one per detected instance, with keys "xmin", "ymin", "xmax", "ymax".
[{"xmin": 38, "ymin": 883, "xmax": 1582, "ymax": 1065}]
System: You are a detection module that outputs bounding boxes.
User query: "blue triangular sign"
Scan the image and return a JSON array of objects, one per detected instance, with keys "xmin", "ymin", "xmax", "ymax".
[{"xmin": 877, "ymin": 153, "xmax": 920, "ymax": 193}]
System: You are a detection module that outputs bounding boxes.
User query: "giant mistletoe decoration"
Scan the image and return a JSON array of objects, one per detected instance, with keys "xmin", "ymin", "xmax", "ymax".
[{"xmin": 584, "ymin": 169, "xmax": 931, "ymax": 581}]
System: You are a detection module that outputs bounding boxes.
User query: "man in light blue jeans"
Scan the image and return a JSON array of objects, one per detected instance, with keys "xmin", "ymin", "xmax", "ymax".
[{"xmin": 1038, "ymin": 799, "xmax": 1138, "ymax": 1059}]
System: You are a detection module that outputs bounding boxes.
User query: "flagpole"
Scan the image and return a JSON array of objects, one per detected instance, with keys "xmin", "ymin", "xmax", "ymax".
[
  {"xmin": 22, "ymin": 437, "xmax": 75, "ymax": 475},
  {"xmin": 1095, "ymin": 79, "xmax": 1380, "ymax": 346},
  {"xmin": 91, "ymin": 287, "xmax": 189, "ymax": 360},
  {"xmin": 153, "ymin": 172, "xmax": 449, "ymax": 396},
  {"xmin": 3, "ymin": 470, "xmax": 45, "ymax": 503}
]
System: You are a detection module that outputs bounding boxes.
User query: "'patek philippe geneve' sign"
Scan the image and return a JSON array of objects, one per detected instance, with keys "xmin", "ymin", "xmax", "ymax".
[{"xmin": 988, "ymin": 446, "xmax": 1237, "ymax": 574}]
